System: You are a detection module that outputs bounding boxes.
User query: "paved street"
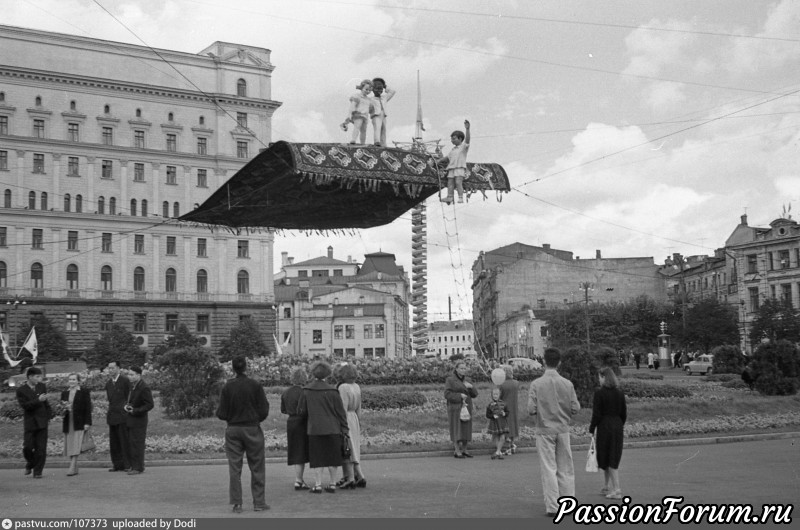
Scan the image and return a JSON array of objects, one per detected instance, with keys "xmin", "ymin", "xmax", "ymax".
[{"xmin": 0, "ymin": 437, "xmax": 797, "ymax": 520}]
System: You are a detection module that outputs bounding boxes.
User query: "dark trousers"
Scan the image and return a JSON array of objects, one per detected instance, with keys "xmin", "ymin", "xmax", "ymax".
[
  {"xmin": 635, "ymin": 358, "xmax": 640, "ymax": 370},
  {"xmin": 224, "ymin": 425, "xmax": 266, "ymax": 507},
  {"xmin": 109, "ymin": 423, "xmax": 130, "ymax": 470},
  {"xmin": 23, "ymin": 427, "xmax": 48, "ymax": 475},
  {"xmin": 127, "ymin": 426, "xmax": 147, "ymax": 472}
]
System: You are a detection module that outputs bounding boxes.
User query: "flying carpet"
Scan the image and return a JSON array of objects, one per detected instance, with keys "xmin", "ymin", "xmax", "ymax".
[{"xmin": 179, "ymin": 141, "xmax": 510, "ymax": 230}]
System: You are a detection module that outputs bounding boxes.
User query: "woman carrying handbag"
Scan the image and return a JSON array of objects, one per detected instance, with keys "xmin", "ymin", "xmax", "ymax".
[
  {"xmin": 61, "ymin": 373, "xmax": 92, "ymax": 477},
  {"xmin": 589, "ymin": 367, "xmax": 627, "ymax": 499},
  {"xmin": 444, "ymin": 359, "xmax": 478, "ymax": 458}
]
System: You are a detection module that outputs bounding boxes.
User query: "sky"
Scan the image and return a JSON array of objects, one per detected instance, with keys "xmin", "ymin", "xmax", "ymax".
[{"xmin": 4, "ymin": 0, "xmax": 800, "ymax": 322}]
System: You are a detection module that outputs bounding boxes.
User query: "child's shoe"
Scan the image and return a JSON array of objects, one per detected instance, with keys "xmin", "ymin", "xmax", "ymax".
[
  {"xmin": 440, "ymin": 196, "xmax": 453, "ymax": 204},
  {"xmin": 511, "ymin": 443, "xmax": 517, "ymax": 454},
  {"xmin": 491, "ymin": 452, "xmax": 504, "ymax": 460},
  {"xmin": 457, "ymin": 197, "xmax": 464, "ymax": 203}
]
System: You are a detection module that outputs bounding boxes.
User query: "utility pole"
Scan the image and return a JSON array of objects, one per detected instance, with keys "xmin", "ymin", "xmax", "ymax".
[
  {"xmin": 579, "ymin": 282, "xmax": 593, "ymax": 352},
  {"xmin": 673, "ymin": 253, "xmax": 688, "ymax": 348}
]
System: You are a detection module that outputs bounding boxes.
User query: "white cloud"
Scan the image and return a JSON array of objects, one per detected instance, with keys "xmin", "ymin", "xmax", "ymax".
[{"xmin": 727, "ymin": 0, "xmax": 800, "ymax": 73}]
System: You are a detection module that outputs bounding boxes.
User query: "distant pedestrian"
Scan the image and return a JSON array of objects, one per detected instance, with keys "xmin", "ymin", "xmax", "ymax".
[
  {"xmin": 16, "ymin": 366, "xmax": 51, "ymax": 478},
  {"xmin": 124, "ymin": 366, "xmax": 153, "ymax": 476},
  {"xmin": 217, "ymin": 356, "xmax": 270, "ymax": 513},
  {"xmin": 647, "ymin": 352, "xmax": 654, "ymax": 370},
  {"xmin": 105, "ymin": 360, "xmax": 131, "ymax": 472},
  {"xmin": 499, "ymin": 365, "xmax": 520, "ymax": 455},
  {"xmin": 281, "ymin": 367, "xmax": 310, "ymax": 491},
  {"xmin": 633, "ymin": 352, "xmax": 641, "ymax": 370},
  {"xmin": 653, "ymin": 356, "xmax": 660, "ymax": 370},
  {"xmin": 589, "ymin": 367, "xmax": 627, "ymax": 500},
  {"xmin": 527, "ymin": 347, "xmax": 581, "ymax": 517},
  {"xmin": 673, "ymin": 351, "xmax": 681, "ymax": 369},
  {"xmin": 741, "ymin": 363, "xmax": 757, "ymax": 391},
  {"xmin": 486, "ymin": 387, "xmax": 509, "ymax": 460}
]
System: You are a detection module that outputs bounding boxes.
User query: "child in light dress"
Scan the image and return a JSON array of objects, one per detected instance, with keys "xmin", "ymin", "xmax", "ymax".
[
  {"xmin": 437, "ymin": 119, "xmax": 470, "ymax": 204},
  {"xmin": 485, "ymin": 387, "xmax": 509, "ymax": 460},
  {"xmin": 341, "ymin": 79, "xmax": 373, "ymax": 145}
]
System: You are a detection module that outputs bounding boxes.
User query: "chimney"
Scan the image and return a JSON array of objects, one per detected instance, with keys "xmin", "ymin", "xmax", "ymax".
[
  {"xmin": 347, "ymin": 255, "xmax": 352, "ymax": 263},
  {"xmin": 281, "ymin": 251, "xmax": 288, "ymax": 267},
  {"xmin": 288, "ymin": 257, "xmax": 294, "ymax": 265},
  {"xmin": 596, "ymin": 249, "xmax": 602, "ymax": 259},
  {"xmin": 327, "ymin": 246, "xmax": 333, "ymax": 259},
  {"xmin": 542, "ymin": 244, "xmax": 550, "ymax": 250},
  {"xmin": 741, "ymin": 214, "xmax": 748, "ymax": 226}
]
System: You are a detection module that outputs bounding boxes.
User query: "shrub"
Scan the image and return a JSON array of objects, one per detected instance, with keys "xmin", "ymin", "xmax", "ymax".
[
  {"xmin": 619, "ymin": 380, "xmax": 692, "ymax": 399},
  {"xmin": 217, "ymin": 319, "xmax": 270, "ymax": 362},
  {"xmin": 84, "ymin": 325, "xmax": 145, "ymax": 370},
  {"xmin": 155, "ymin": 346, "xmax": 225, "ymax": 419},
  {"xmin": 751, "ymin": 340, "xmax": 800, "ymax": 396},
  {"xmin": 361, "ymin": 388, "xmax": 426, "ymax": 410},
  {"xmin": 622, "ymin": 372, "xmax": 663, "ymax": 380},
  {"xmin": 721, "ymin": 379, "xmax": 749, "ymax": 390},
  {"xmin": 594, "ymin": 346, "xmax": 621, "ymax": 376},
  {"xmin": 0, "ymin": 395, "xmax": 65, "ymax": 421},
  {"xmin": 711, "ymin": 345, "xmax": 746, "ymax": 374},
  {"xmin": 557, "ymin": 346, "xmax": 598, "ymax": 407},
  {"xmin": 704, "ymin": 374, "xmax": 737, "ymax": 383}
]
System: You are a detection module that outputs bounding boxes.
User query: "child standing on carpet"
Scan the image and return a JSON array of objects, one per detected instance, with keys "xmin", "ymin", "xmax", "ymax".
[
  {"xmin": 341, "ymin": 79, "xmax": 373, "ymax": 145},
  {"xmin": 437, "ymin": 119, "xmax": 470, "ymax": 204},
  {"xmin": 486, "ymin": 387, "xmax": 509, "ymax": 460}
]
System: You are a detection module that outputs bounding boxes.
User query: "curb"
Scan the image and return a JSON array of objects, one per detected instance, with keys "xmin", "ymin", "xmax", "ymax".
[{"xmin": 1, "ymin": 430, "xmax": 797, "ymax": 469}]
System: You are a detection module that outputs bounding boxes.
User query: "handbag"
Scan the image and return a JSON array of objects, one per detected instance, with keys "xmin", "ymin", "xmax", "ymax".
[
  {"xmin": 341, "ymin": 433, "xmax": 352, "ymax": 460},
  {"xmin": 80, "ymin": 431, "xmax": 96, "ymax": 453},
  {"xmin": 459, "ymin": 403, "xmax": 471, "ymax": 422},
  {"xmin": 585, "ymin": 437, "xmax": 599, "ymax": 473}
]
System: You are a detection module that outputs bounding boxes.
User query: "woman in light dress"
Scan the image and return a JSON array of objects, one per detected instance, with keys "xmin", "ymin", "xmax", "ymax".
[
  {"xmin": 337, "ymin": 364, "xmax": 366, "ymax": 488},
  {"xmin": 61, "ymin": 373, "xmax": 92, "ymax": 476}
]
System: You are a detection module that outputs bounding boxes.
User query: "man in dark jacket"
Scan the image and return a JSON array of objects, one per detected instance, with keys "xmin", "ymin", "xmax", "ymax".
[
  {"xmin": 124, "ymin": 366, "xmax": 153, "ymax": 475},
  {"xmin": 105, "ymin": 360, "xmax": 131, "ymax": 472},
  {"xmin": 217, "ymin": 356, "xmax": 270, "ymax": 513},
  {"xmin": 16, "ymin": 366, "xmax": 51, "ymax": 478}
]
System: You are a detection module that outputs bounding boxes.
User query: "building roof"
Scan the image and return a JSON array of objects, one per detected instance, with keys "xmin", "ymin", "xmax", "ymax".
[
  {"xmin": 311, "ymin": 304, "xmax": 386, "ymax": 318},
  {"xmin": 358, "ymin": 252, "xmax": 404, "ymax": 277},
  {"xmin": 429, "ymin": 319, "xmax": 474, "ymax": 332},
  {"xmin": 288, "ymin": 255, "xmax": 353, "ymax": 267},
  {"xmin": 274, "ymin": 284, "xmax": 348, "ymax": 302}
]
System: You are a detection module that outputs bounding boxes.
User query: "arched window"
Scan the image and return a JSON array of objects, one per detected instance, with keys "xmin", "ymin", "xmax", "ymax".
[
  {"xmin": 3, "ymin": 189, "xmax": 11, "ymax": 208},
  {"xmin": 165, "ymin": 268, "xmax": 177, "ymax": 292},
  {"xmin": 101, "ymin": 265, "xmax": 112, "ymax": 291},
  {"xmin": 135, "ymin": 108, "xmax": 141, "ymax": 118},
  {"xmin": 168, "ymin": 112, "xmax": 174, "ymax": 121},
  {"xmin": 196, "ymin": 269, "xmax": 208, "ymax": 293},
  {"xmin": 173, "ymin": 202, "xmax": 180, "ymax": 218},
  {"xmin": 104, "ymin": 104, "xmax": 110, "ymax": 114},
  {"xmin": 133, "ymin": 266, "xmax": 145, "ymax": 291},
  {"xmin": 0, "ymin": 261, "xmax": 7, "ymax": 287},
  {"xmin": 141, "ymin": 199, "xmax": 148, "ymax": 217},
  {"xmin": 75, "ymin": 194, "xmax": 82, "ymax": 213},
  {"xmin": 70, "ymin": 100, "xmax": 76, "ymax": 111},
  {"xmin": 130, "ymin": 199, "xmax": 137, "ymax": 216},
  {"xmin": 66, "ymin": 264, "xmax": 79, "ymax": 290},
  {"xmin": 31, "ymin": 262, "xmax": 43, "ymax": 288},
  {"xmin": 237, "ymin": 270, "xmax": 249, "ymax": 294},
  {"xmin": 64, "ymin": 194, "xmax": 71, "ymax": 212},
  {"xmin": 109, "ymin": 197, "xmax": 116, "ymax": 215},
  {"xmin": 28, "ymin": 191, "xmax": 36, "ymax": 210},
  {"xmin": 162, "ymin": 201, "xmax": 169, "ymax": 218},
  {"xmin": 237, "ymin": 79, "xmax": 247, "ymax": 97},
  {"xmin": 40, "ymin": 192, "xmax": 47, "ymax": 210},
  {"xmin": 199, "ymin": 116, "xmax": 205, "ymax": 125},
  {"xmin": 97, "ymin": 196, "xmax": 105, "ymax": 214},
  {"xmin": 35, "ymin": 96, "xmax": 42, "ymax": 106}
]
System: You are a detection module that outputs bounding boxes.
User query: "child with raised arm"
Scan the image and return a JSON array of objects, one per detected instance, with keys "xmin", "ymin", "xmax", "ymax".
[
  {"xmin": 486, "ymin": 387, "xmax": 509, "ymax": 460},
  {"xmin": 341, "ymin": 79, "xmax": 374, "ymax": 145},
  {"xmin": 438, "ymin": 120, "xmax": 470, "ymax": 204}
]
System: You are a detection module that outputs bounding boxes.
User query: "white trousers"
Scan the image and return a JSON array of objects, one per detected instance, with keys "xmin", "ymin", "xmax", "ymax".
[{"xmin": 535, "ymin": 433, "xmax": 575, "ymax": 513}]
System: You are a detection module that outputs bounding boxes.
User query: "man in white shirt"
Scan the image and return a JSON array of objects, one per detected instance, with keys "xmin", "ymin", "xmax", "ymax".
[{"xmin": 369, "ymin": 77, "xmax": 395, "ymax": 147}]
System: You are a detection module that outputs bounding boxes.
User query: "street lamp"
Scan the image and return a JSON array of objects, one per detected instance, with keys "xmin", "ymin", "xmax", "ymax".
[{"xmin": 6, "ymin": 295, "xmax": 27, "ymax": 355}]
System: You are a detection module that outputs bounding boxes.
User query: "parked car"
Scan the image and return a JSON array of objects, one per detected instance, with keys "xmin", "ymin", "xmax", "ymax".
[
  {"xmin": 684, "ymin": 355, "xmax": 713, "ymax": 375},
  {"xmin": 506, "ymin": 357, "xmax": 543, "ymax": 370},
  {"xmin": 5, "ymin": 361, "xmax": 88, "ymax": 388}
]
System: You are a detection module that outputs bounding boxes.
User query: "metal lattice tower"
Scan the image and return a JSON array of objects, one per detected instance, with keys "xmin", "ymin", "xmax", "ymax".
[{"xmin": 411, "ymin": 202, "xmax": 428, "ymax": 355}]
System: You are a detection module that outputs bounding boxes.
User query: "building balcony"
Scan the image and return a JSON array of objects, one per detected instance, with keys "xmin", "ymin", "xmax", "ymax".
[{"xmin": 1, "ymin": 287, "xmax": 274, "ymax": 304}]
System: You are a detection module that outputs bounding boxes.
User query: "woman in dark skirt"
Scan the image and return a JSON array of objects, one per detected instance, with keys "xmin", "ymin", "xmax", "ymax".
[
  {"xmin": 444, "ymin": 360, "xmax": 478, "ymax": 458},
  {"xmin": 589, "ymin": 367, "xmax": 627, "ymax": 499},
  {"xmin": 281, "ymin": 367, "xmax": 310, "ymax": 490},
  {"xmin": 297, "ymin": 360, "xmax": 349, "ymax": 493}
]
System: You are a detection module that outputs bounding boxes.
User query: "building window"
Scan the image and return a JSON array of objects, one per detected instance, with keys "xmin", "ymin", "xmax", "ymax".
[
  {"xmin": 375, "ymin": 347, "xmax": 386, "ymax": 357},
  {"xmin": 33, "ymin": 119, "xmax": 45, "ymax": 138},
  {"xmin": 102, "ymin": 160, "xmax": 112, "ymax": 179},
  {"xmin": 66, "ymin": 264, "xmax": 79, "ymax": 290},
  {"xmin": 166, "ymin": 236, "xmax": 176, "ymax": 255},
  {"xmin": 334, "ymin": 325, "xmax": 343, "ymax": 340},
  {"xmin": 28, "ymin": 191, "xmax": 36, "ymax": 210},
  {"xmin": 779, "ymin": 250, "xmax": 790, "ymax": 269},
  {"xmin": 101, "ymin": 265, "xmax": 112, "ymax": 291},
  {"xmin": 40, "ymin": 192, "xmax": 47, "ymax": 211},
  {"xmin": 75, "ymin": 195, "xmax": 82, "ymax": 213},
  {"xmin": 168, "ymin": 112, "xmax": 174, "ymax": 122},
  {"xmin": 68, "ymin": 157, "xmax": 79, "ymax": 176},
  {"xmin": 237, "ymin": 141, "xmax": 248, "ymax": 159},
  {"xmin": 283, "ymin": 307, "xmax": 291, "ymax": 318},
  {"xmin": 133, "ymin": 313, "xmax": 147, "ymax": 332},
  {"xmin": 166, "ymin": 133, "xmax": 177, "ymax": 152},
  {"xmin": 165, "ymin": 314, "xmax": 178, "ymax": 333},
  {"xmin": 364, "ymin": 347, "xmax": 373, "ymax": 357},
  {"xmin": 102, "ymin": 127, "xmax": 113, "ymax": 145},
  {"xmin": 0, "ymin": 150, "xmax": 6, "ymax": 171},
  {"xmin": 32, "ymin": 229, "xmax": 43, "ymax": 249},
  {"xmin": 103, "ymin": 104, "xmax": 110, "ymax": 114},
  {"xmin": 0, "ymin": 116, "xmax": 7, "ymax": 135},
  {"xmin": 162, "ymin": 201, "xmax": 169, "ymax": 218},
  {"xmin": 298, "ymin": 270, "xmax": 308, "ymax": 278},
  {"xmin": 3, "ymin": 189, "xmax": 10, "ymax": 208},
  {"xmin": 197, "ymin": 137, "xmax": 207, "ymax": 155},
  {"xmin": 236, "ymin": 112, "xmax": 247, "ymax": 128},
  {"xmin": 782, "ymin": 284, "xmax": 792, "ymax": 306},
  {"xmin": 65, "ymin": 313, "xmax": 79, "ymax": 332},
  {"xmin": 134, "ymin": 130, "xmax": 145, "ymax": 148},
  {"xmin": 31, "ymin": 262, "xmax": 43, "ymax": 288},
  {"xmin": 165, "ymin": 268, "xmax": 177, "ymax": 292},
  {"xmin": 33, "ymin": 153, "xmax": 45, "ymax": 173},
  {"xmin": 64, "ymin": 194, "xmax": 71, "ymax": 212},
  {"xmin": 376, "ymin": 323, "xmax": 385, "ymax": 338},
  {"xmin": 68, "ymin": 123, "xmax": 80, "ymax": 142},
  {"xmin": 173, "ymin": 202, "xmax": 180, "ymax": 218},
  {"xmin": 97, "ymin": 196, "xmax": 105, "ymax": 214},
  {"xmin": 237, "ymin": 240, "xmax": 249, "ymax": 258},
  {"xmin": 196, "ymin": 314, "xmax": 209, "ymax": 333},
  {"xmin": 747, "ymin": 255, "xmax": 757, "ymax": 274},
  {"xmin": 166, "ymin": 165, "xmax": 176, "ymax": 184},
  {"xmin": 197, "ymin": 238, "xmax": 207, "ymax": 257},
  {"xmin": 141, "ymin": 199, "xmax": 147, "ymax": 217},
  {"xmin": 345, "ymin": 325, "xmax": 354, "ymax": 339},
  {"xmin": 100, "ymin": 313, "xmax": 114, "ymax": 332},
  {"xmin": 67, "ymin": 231, "xmax": 78, "ymax": 250},
  {"xmin": 197, "ymin": 169, "xmax": 207, "ymax": 188},
  {"xmin": 196, "ymin": 270, "xmax": 208, "ymax": 293},
  {"xmin": 134, "ymin": 234, "xmax": 144, "ymax": 254},
  {"xmin": 313, "ymin": 330, "xmax": 322, "ymax": 344},
  {"xmin": 0, "ymin": 261, "xmax": 5, "ymax": 288},
  {"xmin": 133, "ymin": 267, "xmax": 145, "ymax": 291},
  {"xmin": 101, "ymin": 233, "xmax": 112, "ymax": 253},
  {"xmin": 312, "ymin": 270, "xmax": 329, "ymax": 278},
  {"xmin": 0, "ymin": 227, "xmax": 6, "ymax": 247},
  {"xmin": 109, "ymin": 197, "xmax": 116, "ymax": 215},
  {"xmin": 333, "ymin": 348, "xmax": 343, "ymax": 357},
  {"xmin": 130, "ymin": 199, "xmax": 137, "ymax": 216},
  {"xmin": 237, "ymin": 270, "xmax": 249, "ymax": 294},
  {"xmin": 237, "ymin": 79, "xmax": 247, "ymax": 97},
  {"xmin": 749, "ymin": 287, "xmax": 759, "ymax": 311},
  {"xmin": 333, "ymin": 269, "xmax": 343, "ymax": 276},
  {"xmin": 363, "ymin": 324, "xmax": 372, "ymax": 339},
  {"xmin": 131, "ymin": 163, "xmax": 145, "ymax": 182},
  {"xmin": 239, "ymin": 315, "xmax": 252, "ymax": 323}
]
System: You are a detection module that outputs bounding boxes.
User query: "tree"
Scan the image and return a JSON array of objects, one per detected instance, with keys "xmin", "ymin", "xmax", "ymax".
[
  {"xmin": 152, "ymin": 324, "xmax": 200, "ymax": 359},
  {"xmin": 155, "ymin": 345, "xmax": 225, "ymax": 419},
  {"xmin": 217, "ymin": 318, "xmax": 270, "ymax": 362},
  {"xmin": 557, "ymin": 345, "xmax": 598, "ymax": 407},
  {"xmin": 684, "ymin": 298, "xmax": 739, "ymax": 353},
  {"xmin": 19, "ymin": 314, "xmax": 69, "ymax": 362},
  {"xmin": 711, "ymin": 344, "xmax": 746, "ymax": 374},
  {"xmin": 749, "ymin": 299, "xmax": 800, "ymax": 344},
  {"xmin": 83, "ymin": 325, "xmax": 145, "ymax": 370},
  {"xmin": 750, "ymin": 340, "xmax": 800, "ymax": 396}
]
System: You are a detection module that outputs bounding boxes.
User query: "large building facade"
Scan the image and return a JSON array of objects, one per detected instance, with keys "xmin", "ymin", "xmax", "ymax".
[{"xmin": 0, "ymin": 25, "xmax": 280, "ymax": 357}]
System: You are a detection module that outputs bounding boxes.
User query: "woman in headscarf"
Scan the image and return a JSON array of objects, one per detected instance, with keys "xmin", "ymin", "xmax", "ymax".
[
  {"xmin": 280, "ymin": 367, "xmax": 310, "ymax": 490},
  {"xmin": 499, "ymin": 364, "xmax": 520, "ymax": 454},
  {"xmin": 444, "ymin": 359, "xmax": 478, "ymax": 458}
]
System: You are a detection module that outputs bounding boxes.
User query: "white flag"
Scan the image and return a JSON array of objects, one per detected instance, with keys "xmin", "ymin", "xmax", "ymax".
[
  {"xmin": 21, "ymin": 327, "xmax": 38, "ymax": 364},
  {"xmin": 1, "ymin": 328, "xmax": 22, "ymax": 367},
  {"xmin": 273, "ymin": 333, "xmax": 283, "ymax": 356}
]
